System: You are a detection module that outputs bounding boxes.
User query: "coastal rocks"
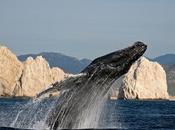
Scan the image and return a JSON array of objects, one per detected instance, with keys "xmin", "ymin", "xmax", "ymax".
[
  {"xmin": 0, "ymin": 46, "xmax": 23, "ymax": 96},
  {"xmin": 118, "ymin": 57, "xmax": 169, "ymax": 99},
  {"xmin": 0, "ymin": 46, "xmax": 66, "ymax": 97},
  {"xmin": 17, "ymin": 57, "xmax": 52, "ymax": 96},
  {"xmin": 15, "ymin": 56, "xmax": 67, "ymax": 97},
  {"xmin": 17, "ymin": 57, "xmax": 67, "ymax": 97},
  {"xmin": 51, "ymin": 67, "xmax": 66, "ymax": 82}
]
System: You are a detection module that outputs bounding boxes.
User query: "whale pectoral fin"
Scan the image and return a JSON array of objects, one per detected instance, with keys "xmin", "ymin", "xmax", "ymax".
[
  {"xmin": 36, "ymin": 81, "xmax": 70, "ymax": 99},
  {"xmin": 35, "ymin": 87, "xmax": 58, "ymax": 99}
]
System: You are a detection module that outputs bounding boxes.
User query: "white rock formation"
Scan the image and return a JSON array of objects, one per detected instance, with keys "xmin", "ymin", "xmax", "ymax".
[
  {"xmin": 0, "ymin": 46, "xmax": 23, "ymax": 96},
  {"xmin": 17, "ymin": 56, "xmax": 53, "ymax": 96},
  {"xmin": 118, "ymin": 57, "xmax": 169, "ymax": 99},
  {"xmin": 51, "ymin": 67, "xmax": 66, "ymax": 82},
  {"xmin": 0, "ymin": 46, "xmax": 67, "ymax": 97},
  {"xmin": 16, "ymin": 56, "xmax": 66, "ymax": 97}
]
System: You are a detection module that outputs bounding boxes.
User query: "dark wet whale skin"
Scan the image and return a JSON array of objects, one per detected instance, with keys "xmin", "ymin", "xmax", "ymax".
[{"xmin": 38, "ymin": 41, "xmax": 147, "ymax": 130}]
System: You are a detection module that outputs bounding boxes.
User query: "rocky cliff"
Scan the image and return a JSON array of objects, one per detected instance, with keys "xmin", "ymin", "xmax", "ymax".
[
  {"xmin": 118, "ymin": 57, "xmax": 169, "ymax": 99},
  {"xmin": 0, "ymin": 46, "xmax": 23, "ymax": 96},
  {"xmin": 0, "ymin": 46, "xmax": 66, "ymax": 97}
]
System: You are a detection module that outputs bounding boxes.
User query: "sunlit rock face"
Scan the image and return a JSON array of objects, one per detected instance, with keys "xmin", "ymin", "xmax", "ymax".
[
  {"xmin": 118, "ymin": 57, "xmax": 169, "ymax": 100},
  {"xmin": 51, "ymin": 67, "xmax": 66, "ymax": 82},
  {"xmin": 16, "ymin": 56, "xmax": 53, "ymax": 96},
  {"xmin": 0, "ymin": 46, "xmax": 23, "ymax": 96},
  {"xmin": 15, "ymin": 56, "xmax": 67, "ymax": 97},
  {"xmin": 0, "ymin": 46, "xmax": 67, "ymax": 97}
]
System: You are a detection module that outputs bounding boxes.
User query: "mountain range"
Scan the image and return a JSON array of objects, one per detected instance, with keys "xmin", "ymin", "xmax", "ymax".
[
  {"xmin": 18, "ymin": 52, "xmax": 91, "ymax": 74},
  {"xmin": 153, "ymin": 54, "xmax": 175, "ymax": 65},
  {"xmin": 18, "ymin": 53, "xmax": 175, "ymax": 72}
]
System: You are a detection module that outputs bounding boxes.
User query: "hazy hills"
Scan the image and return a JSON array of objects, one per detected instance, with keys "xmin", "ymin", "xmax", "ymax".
[
  {"xmin": 153, "ymin": 54, "xmax": 175, "ymax": 65},
  {"xmin": 18, "ymin": 53, "xmax": 175, "ymax": 73},
  {"xmin": 18, "ymin": 52, "xmax": 91, "ymax": 74}
]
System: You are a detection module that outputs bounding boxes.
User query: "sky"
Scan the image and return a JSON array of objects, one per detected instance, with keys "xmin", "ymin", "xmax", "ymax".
[{"xmin": 0, "ymin": 0, "xmax": 175, "ymax": 59}]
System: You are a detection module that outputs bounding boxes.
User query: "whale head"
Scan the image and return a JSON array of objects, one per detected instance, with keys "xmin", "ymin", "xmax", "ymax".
[{"xmin": 82, "ymin": 41, "xmax": 147, "ymax": 80}]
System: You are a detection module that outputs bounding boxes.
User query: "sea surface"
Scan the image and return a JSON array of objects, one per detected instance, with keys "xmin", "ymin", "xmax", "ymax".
[{"xmin": 0, "ymin": 98, "xmax": 175, "ymax": 130}]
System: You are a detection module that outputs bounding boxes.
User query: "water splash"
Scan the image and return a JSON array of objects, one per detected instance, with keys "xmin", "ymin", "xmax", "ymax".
[
  {"xmin": 10, "ymin": 98, "xmax": 57, "ymax": 129},
  {"xmin": 5, "ymin": 68, "xmax": 115, "ymax": 130}
]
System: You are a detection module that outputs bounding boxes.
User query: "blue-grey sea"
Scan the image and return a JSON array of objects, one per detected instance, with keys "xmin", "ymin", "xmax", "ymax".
[{"xmin": 0, "ymin": 98, "xmax": 175, "ymax": 130}]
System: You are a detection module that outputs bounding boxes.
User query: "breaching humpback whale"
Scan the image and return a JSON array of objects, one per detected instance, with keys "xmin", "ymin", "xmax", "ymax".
[{"xmin": 37, "ymin": 41, "xmax": 147, "ymax": 130}]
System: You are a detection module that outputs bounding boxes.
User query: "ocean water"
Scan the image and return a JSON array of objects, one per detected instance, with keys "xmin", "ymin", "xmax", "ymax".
[{"xmin": 0, "ymin": 98, "xmax": 175, "ymax": 130}]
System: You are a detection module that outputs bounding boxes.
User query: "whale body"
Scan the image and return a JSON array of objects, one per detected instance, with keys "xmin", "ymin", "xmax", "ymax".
[{"xmin": 37, "ymin": 41, "xmax": 147, "ymax": 130}]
